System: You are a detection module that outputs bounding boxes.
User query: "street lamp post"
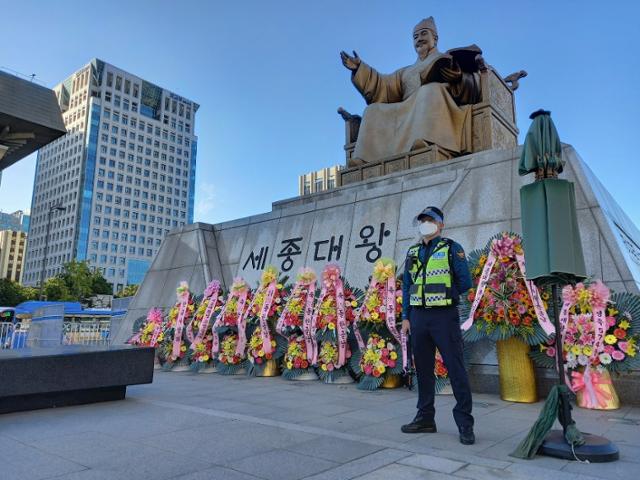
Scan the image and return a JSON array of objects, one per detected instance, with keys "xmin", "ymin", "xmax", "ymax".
[{"xmin": 38, "ymin": 202, "xmax": 65, "ymax": 300}]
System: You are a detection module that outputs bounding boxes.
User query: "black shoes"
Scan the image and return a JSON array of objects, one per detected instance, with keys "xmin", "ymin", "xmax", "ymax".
[
  {"xmin": 401, "ymin": 416, "xmax": 437, "ymax": 434},
  {"xmin": 459, "ymin": 427, "xmax": 475, "ymax": 445}
]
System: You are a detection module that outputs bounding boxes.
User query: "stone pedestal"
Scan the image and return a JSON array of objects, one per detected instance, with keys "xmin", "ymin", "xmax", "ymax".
[{"xmin": 114, "ymin": 144, "xmax": 640, "ymax": 395}]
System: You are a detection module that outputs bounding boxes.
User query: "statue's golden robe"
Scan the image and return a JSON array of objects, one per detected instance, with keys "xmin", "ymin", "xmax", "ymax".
[{"xmin": 351, "ymin": 48, "xmax": 481, "ymax": 162}]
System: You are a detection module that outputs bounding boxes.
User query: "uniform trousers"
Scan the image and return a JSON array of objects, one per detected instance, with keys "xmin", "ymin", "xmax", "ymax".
[{"xmin": 409, "ymin": 305, "xmax": 474, "ymax": 429}]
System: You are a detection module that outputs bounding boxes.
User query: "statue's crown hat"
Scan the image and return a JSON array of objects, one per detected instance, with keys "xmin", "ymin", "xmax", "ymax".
[{"xmin": 413, "ymin": 17, "xmax": 437, "ymax": 36}]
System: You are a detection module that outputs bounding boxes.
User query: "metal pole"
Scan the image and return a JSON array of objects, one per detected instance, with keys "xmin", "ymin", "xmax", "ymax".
[
  {"xmin": 39, "ymin": 207, "xmax": 53, "ymax": 300},
  {"xmin": 551, "ymin": 283, "xmax": 573, "ymax": 433}
]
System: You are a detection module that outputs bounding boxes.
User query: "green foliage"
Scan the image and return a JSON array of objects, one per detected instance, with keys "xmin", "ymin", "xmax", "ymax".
[
  {"xmin": 0, "ymin": 280, "xmax": 41, "ymax": 306},
  {"xmin": 60, "ymin": 261, "xmax": 94, "ymax": 300},
  {"xmin": 0, "ymin": 278, "xmax": 24, "ymax": 306},
  {"xmin": 282, "ymin": 366, "xmax": 312, "ymax": 380},
  {"xmin": 43, "ymin": 277, "xmax": 72, "ymax": 301},
  {"xmin": 21, "ymin": 286, "xmax": 39, "ymax": 301},
  {"xmin": 40, "ymin": 261, "xmax": 112, "ymax": 301},
  {"xmin": 115, "ymin": 284, "xmax": 139, "ymax": 298},
  {"xmin": 91, "ymin": 271, "xmax": 113, "ymax": 295}
]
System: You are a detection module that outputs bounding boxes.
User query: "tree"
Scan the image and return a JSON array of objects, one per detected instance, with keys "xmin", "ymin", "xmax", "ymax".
[
  {"xmin": 115, "ymin": 284, "xmax": 138, "ymax": 298},
  {"xmin": 43, "ymin": 277, "xmax": 72, "ymax": 301},
  {"xmin": 91, "ymin": 270, "xmax": 113, "ymax": 295},
  {"xmin": 21, "ymin": 286, "xmax": 39, "ymax": 301},
  {"xmin": 60, "ymin": 261, "xmax": 94, "ymax": 300},
  {"xmin": 0, "ymin": 279, "xmax": 23, "ymax": 307}
]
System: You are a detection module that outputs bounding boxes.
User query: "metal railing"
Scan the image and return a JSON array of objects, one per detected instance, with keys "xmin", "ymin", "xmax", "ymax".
[
  {"xmin": 62, "ymin": 320, "xmax": 112, "ymax": 346},
  {"xmin": 1, "ymin": 319, "xmax": 114, "ymax": 349},
  {"xmin": 0, "ymin": 322, "xmax": 29, "ymax": 349}
]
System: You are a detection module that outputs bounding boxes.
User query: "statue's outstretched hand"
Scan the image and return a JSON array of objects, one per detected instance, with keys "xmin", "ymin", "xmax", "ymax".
[{"xmin": 340, "ymin": 50, "xmax": 361, "ymax": 71}]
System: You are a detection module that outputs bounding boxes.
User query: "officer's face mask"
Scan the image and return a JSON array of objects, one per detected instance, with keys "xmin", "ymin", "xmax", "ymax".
[{"xmin": 418, "ymin": 220, "xmax": 439, "ymax": 237}]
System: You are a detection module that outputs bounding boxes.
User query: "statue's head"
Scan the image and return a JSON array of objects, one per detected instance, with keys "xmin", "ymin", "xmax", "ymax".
[{"xmin": 413, "ymin": 17, "xmax": 438, "ymax": 59}]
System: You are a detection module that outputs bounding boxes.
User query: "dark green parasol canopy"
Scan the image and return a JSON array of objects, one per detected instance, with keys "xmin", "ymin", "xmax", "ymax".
[{"xmin": 518, "ymin": 110, "xmax": 586, "ymax": 285}]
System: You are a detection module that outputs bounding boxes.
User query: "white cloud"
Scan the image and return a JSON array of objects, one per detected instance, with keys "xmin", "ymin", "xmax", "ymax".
[{"xmin": 194, "ymin": 181, "xmax": 217, "ymax": 221}]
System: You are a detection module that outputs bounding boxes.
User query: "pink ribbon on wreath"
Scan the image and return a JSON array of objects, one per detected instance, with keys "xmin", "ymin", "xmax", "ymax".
[
  {"xmin": 171, "ymin": 287, "xmax": 190, "ymax": 360},
  {"xmin": 211, "ymin": 287, "xmax": 249, "ymax": 356},
  {"xmin": 234, "ymin": 289, "xmax": 250, "ymax": 357},
  {"xmin": 335, "ymin": 277, "xmax": 348, "ymax": 368},
  {"xmin": 461, "ymin": 249, "xmax": 497, "ymax": 331},
  {"xmin": 571, "ymin": 367, "xmax": 613, "ymax": 409},
  {"xmin": 276, "ymin": 284, "xmax": 299, "ymax": 337},
  {"xmin": 190, "ymin": 281, "xmax": 221, "ymax": 348},
  {"xmin": 384, "ymin": 276, "xmax": 408, "ymax": 370},
  {"xmin": 148, "ymin": 323, "xmax": 163, "ymax": 347},
  {"xmin": 257, "ymin": 281, "xmax": 277, "ymax": 355},
  {"xmin": 515, "ymin": 253, "xmax": 555, "ymax": 336},
  {"xmin": 277, "ymin": 281, "xmax": 317, "ymax": 362},
  {"xmin": 352, "ymin": 283, "xmax": 373, "ymax": 350},
  {"xmin": 302, "ymin": 282, "xmax": 317, "ymax": 364},
  {"xmin": 310, "ymin": 281, "xmax": 329, "ymax": 365}
]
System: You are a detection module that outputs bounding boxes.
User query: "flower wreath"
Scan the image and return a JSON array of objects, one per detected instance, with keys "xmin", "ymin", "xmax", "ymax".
[
  {"xmin": 244, "ymin": 266, "xmax": 289, "ymax": 376},
  {"xmin": 128, "ymin": 307, "xmax": 164, "ymax": 347},
  {"xmin": 158, "ymin": 281, "xmax": 195, "ymax": 369},
  {"xmin": 212, "ymin": 277, "xmax": 252, "ymax": 375},
  {"xmin": 531, "ymin": 282, "xmax": 640, "ymax": 408},
  {"xmin": 187, "ymin": 280, "xmax": 224, "ymax": 371},
  {"xmin": 276, "ymin": 267, "xmax": 318, "ymax": 380},
  {"xmin": 312, "ymin": 263, "xmax": 362, "ymax": 383},
  {"xmin": 461, "ymin": 232, "xmax": 554, "ymax": 345}
]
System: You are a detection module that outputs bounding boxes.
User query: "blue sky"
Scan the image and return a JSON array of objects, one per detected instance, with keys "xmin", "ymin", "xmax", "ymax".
[{"xmin": 1, "ymin": 0, "xmax": 639, "ymax": 227}]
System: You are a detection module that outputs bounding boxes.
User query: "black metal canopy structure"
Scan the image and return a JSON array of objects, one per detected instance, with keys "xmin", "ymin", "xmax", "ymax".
[{"xmin": 0, "ymin": 70, "xmax": 66, "ymax": 171}]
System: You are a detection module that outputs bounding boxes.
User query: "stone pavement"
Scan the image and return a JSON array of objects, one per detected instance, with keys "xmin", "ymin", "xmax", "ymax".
[{"xmin": 0, "ymin": 372, "xmax": 638, "ymax": 480}]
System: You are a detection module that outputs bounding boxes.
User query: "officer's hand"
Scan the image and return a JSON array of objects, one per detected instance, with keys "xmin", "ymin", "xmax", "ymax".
[{"xmin": 401, "ymin": 319, "xmax": 411, "ymax": 334}]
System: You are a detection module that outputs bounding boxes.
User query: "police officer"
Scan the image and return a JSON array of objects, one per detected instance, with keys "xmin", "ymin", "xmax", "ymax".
[{"xmin": 400, "ymin": 206, "xmax": 475, "ymax": 445}]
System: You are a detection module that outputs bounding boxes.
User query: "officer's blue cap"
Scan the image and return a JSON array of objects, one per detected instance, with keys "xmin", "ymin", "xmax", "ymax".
[{"xmin": 414, "ymin": 206, "xmax": 444, "ymax": 225}]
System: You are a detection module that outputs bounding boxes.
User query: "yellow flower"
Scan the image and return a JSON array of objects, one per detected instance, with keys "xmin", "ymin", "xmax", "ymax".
[
  {"xmin": 202, "ymin": 355, "xmax": 209, "ymax": 362},
  {"xmin": 328, "ymin": 323, "xmax": 336, "ymax": 330},
  {"xmin": 582, "ymin": 346, "xmax": 593, "ymax": 356},
  {"xmin": 619, "ymin": 320, "xmax": 630, "ymax": 330},
  {"xmin": 258, "ymin": 350, "xmax": 265, "ymax": 357},
  {"xmin": 277, "ymin": 283, "xmax": 283, "ymax": 289},
  {"xmin": 390, "ymin": 352, "xmax": 398, "ymax": 360},
  {"xmin": 605, "ymin": 334, "xmax": 618, "ymax": 345},
  {"xmin": 371, "ymin": 312, "xmax": 379, "ymax": 320},
  {"xmin": 321, "ymin": 364, "xmax": 327, "ymax": 371},
  {"xmin": 180, "ymin": 345, "xmax": 187, "ymax": 352},
  {"xmin": 351, "ymin": 301, "xmax": 358, "ymax": 307},
  {"xmin": 286, "ymin": 361, "xmax": 293, "ymax": 369},
  {"xmin": 377, "ymin": 340, "xmax": 385, "ymax": 348},
  {"xmin": 571, "ymin": 345, "xmax": 582, "ymax": 355}
]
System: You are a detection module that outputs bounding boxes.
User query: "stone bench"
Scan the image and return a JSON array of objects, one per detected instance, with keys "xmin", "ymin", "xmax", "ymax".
[{"xmin": 0, "ymin": 345, "xmax": 154, "ymax": 414}]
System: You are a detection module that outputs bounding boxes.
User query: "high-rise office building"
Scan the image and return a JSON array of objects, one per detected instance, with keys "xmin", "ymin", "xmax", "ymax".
[
  {"xmin": 23, "ymin": 59, "xmax": 199, "ymax": 292},
  {"xmin": 298, "ymin": 165, "xmax": 342, "ymax": 195},
  {"xmin": 0, "ymin": 229, "xmax": 27, "ymax": 283},
  {"xmin": 0, "ymin": 210, "xmax": 30, "ymax": 233}
]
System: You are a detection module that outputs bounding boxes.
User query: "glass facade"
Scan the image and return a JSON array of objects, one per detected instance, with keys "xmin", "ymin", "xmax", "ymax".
[
  {"xmin": 140, "ymin": 81, "xmax": 162, "ymax": 120},
  {"xmin": 76, "ymin": 101, "xmax": 101, "ymax": 260},
  {"xmin": 127, "ymin": 258, "xmax": 150, "ymax": 285},
  {"xmin": 188, "ymin": 141, "xmax": 197, "ymax": 223}
]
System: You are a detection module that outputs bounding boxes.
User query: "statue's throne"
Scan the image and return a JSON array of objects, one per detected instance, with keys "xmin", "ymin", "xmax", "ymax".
[{"xmin": 338, "ymin": 63, "xmax": 525, "ymax": 186}]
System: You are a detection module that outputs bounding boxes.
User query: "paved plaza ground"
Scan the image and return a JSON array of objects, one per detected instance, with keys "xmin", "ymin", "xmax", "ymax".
[{"xmin": 1, "ymin": 371, "xmax": 638, "ymax": 480}]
